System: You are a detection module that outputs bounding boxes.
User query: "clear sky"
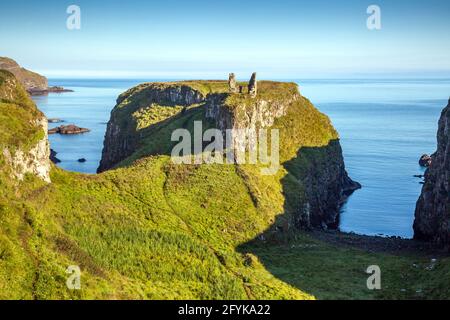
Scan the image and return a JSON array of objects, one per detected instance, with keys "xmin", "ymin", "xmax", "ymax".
[{"xmin": 1, "ymin": 0, "xmax": 450, "ymax": 79}]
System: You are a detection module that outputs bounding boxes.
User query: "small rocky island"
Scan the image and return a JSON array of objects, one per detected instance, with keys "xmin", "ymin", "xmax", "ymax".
[
  {"xmin": 28, "ymin": 86, "xmax": 74, "ymax": 95},
  {"xmin": 48, "ymin": 124, "xmax": 90, "ymax": 135}
]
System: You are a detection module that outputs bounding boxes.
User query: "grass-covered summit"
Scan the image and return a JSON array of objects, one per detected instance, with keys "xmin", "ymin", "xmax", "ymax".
[
  {"xmin": 0, "ymin": 57, "xmax": 48, "ymax": 92},
  {"xmin": 1, "ymin": 75, "xmax": 450, "ymax": 300}
]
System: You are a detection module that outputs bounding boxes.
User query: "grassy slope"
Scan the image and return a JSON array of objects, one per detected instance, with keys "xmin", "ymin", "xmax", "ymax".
[
  {"xmin": 0, "ymin": 70, "xmax": 45, "ymax": 152},
  {"xmin": 1, "ymin": 78, "xmax": 449, "ymax": 300},
  {"xmin": 0, "ymin": 57, "xmax": 48, "ymax": 90}
]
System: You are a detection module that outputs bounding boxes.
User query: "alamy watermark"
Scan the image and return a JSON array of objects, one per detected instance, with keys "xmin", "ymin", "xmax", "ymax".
[
  {"xmin": 171, "ymin": 121, "xmax": 280, "ymax": 175},
  {"xmin": 367, "ymin": 5, "xmax": 381, "ymax": 30},
  {"xmin": 66, "ymin": 265, "xmax": 81, "ymax": 290},
  {"xmin": 366, "ymin": 265, "xmax": 381, "ymax": 290},
  {"xmin": 66, "ymin": 5, "xmax": 81, "ymax": 30}
]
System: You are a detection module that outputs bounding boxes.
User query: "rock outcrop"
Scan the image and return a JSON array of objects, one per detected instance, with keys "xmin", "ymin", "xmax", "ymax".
[
  {"xmin": 98, "ymin": 83, "xmax": 206, "ymax": 172},
  {"xmin": 414, "ymin": 99, "xmax": 450, "ymax": 245},
  {"xmin": 3, "ymin": 118, "xmax": 51, "ymax": 183},
  {"xmin": 419, "ymin": 154, "xmax": 432, "ymax": 167},
  {"xmin": 205, "ymin": 87, "xmax": 299, "ymax": 155},
  {"xmin": 291, "ymin": 140, "xmax": 361, "ymax": 229},
  {"xmin": 228, "ymin": 73, "xmax": 238, "ymax": 93},
  {"xmin": 50, "ymin": 149, "xmax": 61, "ymax": 164},
  {"xmin": 0, "ymin": 57, "xmax": 48, "ymax": 92},
  {"xmin": 0, "ymin": 70, "xmax": 51, "ymax": 183},
  {"xmin": 248, "ymin": 72, "xmax": 257, "ymax": 98},
  {"xmin": 48, "ymin": 124, "xmax": 90, "ymax": 135}
]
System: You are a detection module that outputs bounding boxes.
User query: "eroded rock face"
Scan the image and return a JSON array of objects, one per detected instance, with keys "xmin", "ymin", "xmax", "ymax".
[
  {"xmin": 292, "ymin": 140, "xmax": 361, "ymax": 229},
  {"xmin": 205, "ymin": 91, "xmax": 300, "ymax": 155},
  {"xmin": 3, "ymin": 118, "xmax": 51, "ymax": 183},
  {"xmin": 0, "ymin": 70, "xmax": 51, "ymax": 183},
  {"xmin": 98, "ymin": 83, "xmax": 206, "ymax": 172},
  {"xmin": 414, "ymin": 99, "xmax": 450, "ymax": 245}
]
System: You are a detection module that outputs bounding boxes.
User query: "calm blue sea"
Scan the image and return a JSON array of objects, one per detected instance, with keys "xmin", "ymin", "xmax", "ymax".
[{"xmin": 32, "ymin": 78, "xmax": 450, "ymax": 238}]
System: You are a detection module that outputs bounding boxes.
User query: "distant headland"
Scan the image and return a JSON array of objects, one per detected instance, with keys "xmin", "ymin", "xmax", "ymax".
[{"xmin": 0, "ymin": 57, "xmax": 73, "ymax": 95}]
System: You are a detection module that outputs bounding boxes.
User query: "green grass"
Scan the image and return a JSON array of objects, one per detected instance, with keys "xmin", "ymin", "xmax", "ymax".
[
  {"xmin": 0, "ymin": 70, "xmax": 45, "ymax": 153},
  {"xmin": 1, "ymin": 76, "xmax": 450, "ymax": 300},
  {"xmin": 242, "ymin": 233, "xmax": 450, "ymax": 300}
]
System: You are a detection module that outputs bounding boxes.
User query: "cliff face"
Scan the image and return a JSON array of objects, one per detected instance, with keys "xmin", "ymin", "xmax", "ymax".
[
  {"xmin": 290, "ymin": 140, "xmax": 361, "ymax": 229},
  {"xmin": 205, "ymin": 90, "xmax": 300, "ymax": 155},
  {"xmin": 98, "ymin": 83, "xmax": 207, "ymax": 172},
  {"xmin": 0, "ymin": 70, "xmax": 51, "ymax": 183},
  {"xmin": 0, "ymin": 57, "xmax": 48, "ymax": 92},
  {"xmin": 414, "ymin": 99, "xmax": 450, "ymax": 245},
  {"xmin": 98, "ymin": 80, "xmax": 359, "ymax": 229}
]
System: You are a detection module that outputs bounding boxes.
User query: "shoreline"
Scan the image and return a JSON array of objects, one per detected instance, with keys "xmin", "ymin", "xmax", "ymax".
[{"xmin": 310, "ymin": 230, "xmax": 448, "ymax": 256}]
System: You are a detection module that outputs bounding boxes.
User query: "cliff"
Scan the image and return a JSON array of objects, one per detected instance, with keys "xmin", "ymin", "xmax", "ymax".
[
  {"xmin": 414, "ymin": 99, "xmax": 450, "ymax": 245},
  {"xmin": 2, "ymin": 75, "xmax": 450, "ymax": 300},
  {"xmin": 0, "ymin": 57, "xmax": 48, "ymax": 92},
  {"xmin": 98, "ymin": 79, "xmax": 360, "ymax": 229},
  {"xmin": 0, "ymin": 70, "xmax": 51, "ymax": 182},
  {"xmin": 98, "ymin": 82, "xmax": 208, "ymax": 172}
]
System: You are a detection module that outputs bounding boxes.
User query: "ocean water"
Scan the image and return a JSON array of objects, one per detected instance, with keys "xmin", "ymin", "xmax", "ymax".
[
  {"xmin": 300, "ymin": 79, "xmax": 449, "ymax": 238},
  {"xmin": 32, "ymin": 79, "xmax": 143, "ymax": 173},
  {"xmin": 32, "ymin": 78, "xmax": 450, "ymax": 238}
]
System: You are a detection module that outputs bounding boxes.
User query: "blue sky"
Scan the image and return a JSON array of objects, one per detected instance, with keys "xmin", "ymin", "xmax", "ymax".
[{"xmin": 1, "ymin": 0, "xmax": 450, "ymax": 79}]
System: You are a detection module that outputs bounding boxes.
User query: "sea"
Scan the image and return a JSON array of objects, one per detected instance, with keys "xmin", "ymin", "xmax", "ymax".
[{"xmin": 32, "ymin": 78, "xmax": 450, "ymax": 238}]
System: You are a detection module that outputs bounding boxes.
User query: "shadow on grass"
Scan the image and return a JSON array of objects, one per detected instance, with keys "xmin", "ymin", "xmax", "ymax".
[{"xmin": 237, "ymin": 140, "xmax": 365, "ymax": 299}]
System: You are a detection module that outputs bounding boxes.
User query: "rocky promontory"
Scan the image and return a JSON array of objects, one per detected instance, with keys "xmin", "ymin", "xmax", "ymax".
[
  {"xmin": 98, "ymin": 76, "xmax": 360, "ymax": 229},
  {"xmin": 0, "ymin": 57, "xmax": 72, "ymax": 95},
  {"xmin": 414, "ymin": 99, "xmax": 450, "ymax": 246}
]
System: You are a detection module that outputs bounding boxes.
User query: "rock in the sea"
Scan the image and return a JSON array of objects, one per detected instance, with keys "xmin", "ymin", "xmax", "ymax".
[
  {"xmin": 419, "ymin": 154, "xmax": 432, "ymax": 167},
  {"xmin": 228, "ymin": 73, "xmax": 238, "ymax": 93},
  {"xmin": 78, "ymin": 158, "xmax": 87, "ymax": 163},
  {"xmin": 48, "ymin": 124, "xmax": 90, "ymax": 135},
  {"xmin": 30, "ymin": 86, "xmax": 74, "ymax": 95},
  {"xmin": 47, "ymin": 86, "xmax": 74, "ymax": 93},
  {"xmin": 414, "ymin": 98, "xmax": 450, "ymax": 246},
  {"xmin": 50, "ymin": 149, "xmax": 61, "ymax": 164},
  {"xmin": 248, "ymin": 72, "xmax": 257, "ymax": 98}
]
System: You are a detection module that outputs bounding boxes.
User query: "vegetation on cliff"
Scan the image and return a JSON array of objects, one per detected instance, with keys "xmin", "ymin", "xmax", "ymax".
[
  {"xmin": 0, "ymin": 70, "xmax": 45, "ymax": 153},
  {"xmin": 1, "ymin": 75, "xmax": 450, "ymax": 300}
]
